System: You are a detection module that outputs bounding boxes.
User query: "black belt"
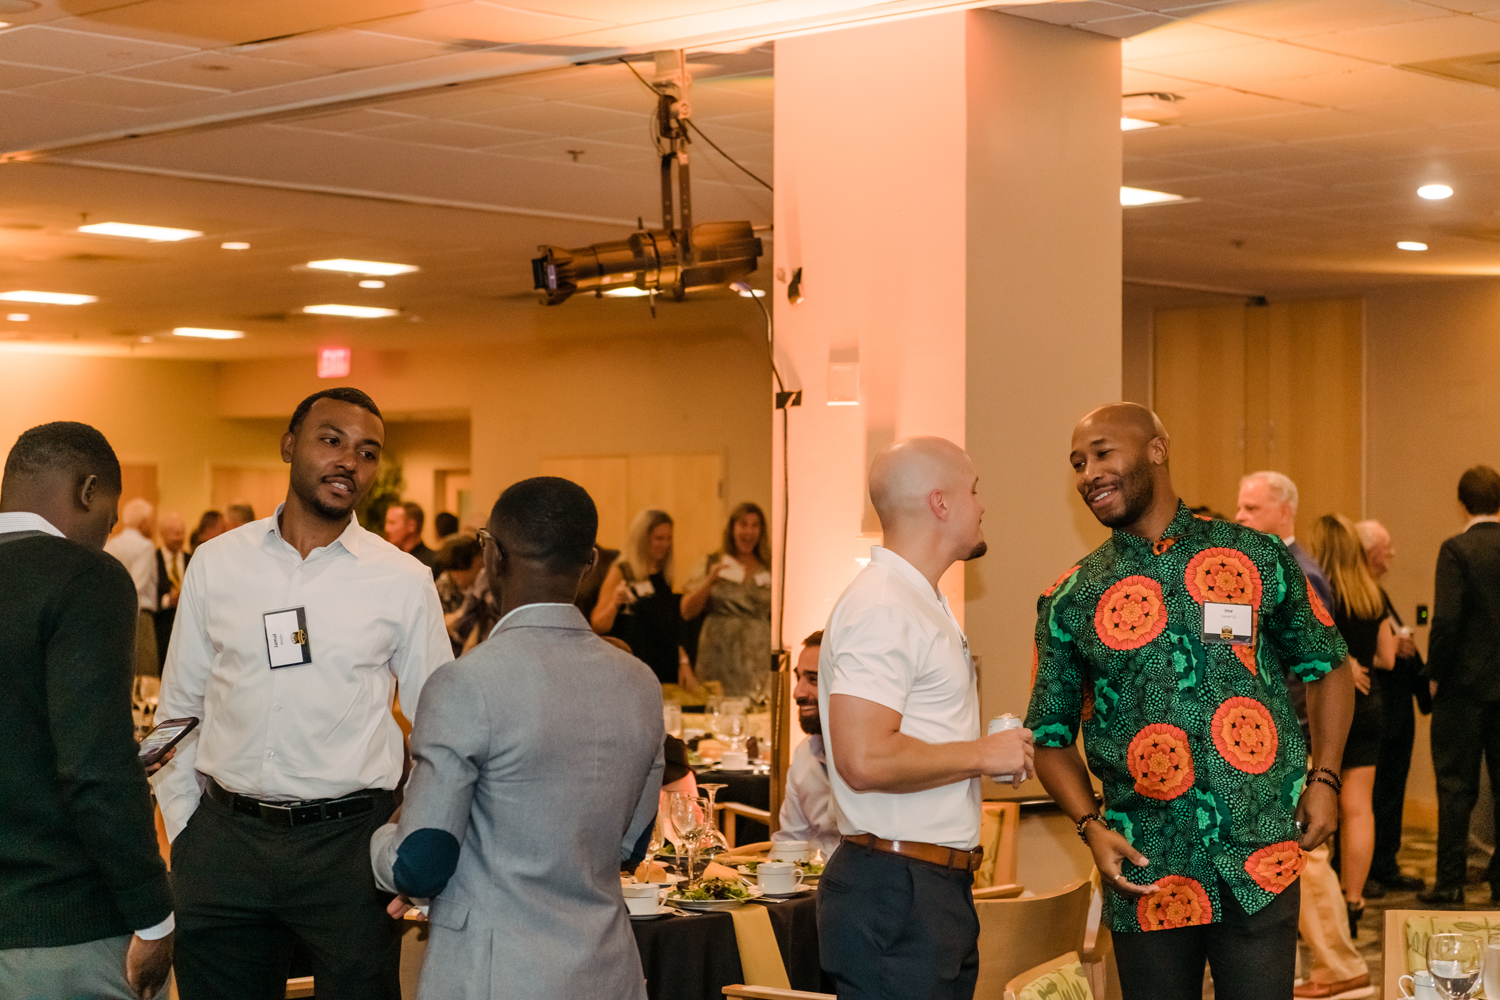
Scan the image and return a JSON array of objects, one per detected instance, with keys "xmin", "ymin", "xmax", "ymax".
[{"xmin": 206, "ymin": 777, "xmax": 378, "ymax": 827}]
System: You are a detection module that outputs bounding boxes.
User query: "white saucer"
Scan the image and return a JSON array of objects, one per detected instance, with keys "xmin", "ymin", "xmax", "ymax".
[
  {"xmin": 629, "ymin": 904, "xmax": 674, "ymax": 920},
  {"xmin": 757, "ymin": 885, "xmax": 814, "ymax": 898}
]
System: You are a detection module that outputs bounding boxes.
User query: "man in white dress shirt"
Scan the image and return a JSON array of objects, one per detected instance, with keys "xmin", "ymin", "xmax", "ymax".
[
  {"xmin": 818, "ymin": 437, "xmax": 1034, "ymax": 1000},
  {"xmin": 154, "ymin": 387, "xmax": 451, "ymax": 1000},
  {"xmin": 771, "ymin": 630, "xmax": 840, "ymax": 864},
  {"xmin": 104, "ymin": 497, "xmax": 159, "ymax": 676}
]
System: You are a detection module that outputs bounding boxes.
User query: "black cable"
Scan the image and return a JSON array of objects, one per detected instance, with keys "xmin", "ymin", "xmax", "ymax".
[
  {"xmin": 618, "ymin": 57, "xmax": 774, "ymax": 193},
  {"xmin": 742, "ymin": 287, "xmax": 791, "ymax": 655}
]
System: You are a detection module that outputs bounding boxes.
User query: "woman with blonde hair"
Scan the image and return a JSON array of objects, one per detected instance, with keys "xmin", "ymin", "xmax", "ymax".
[
  {"xmin": 682, "ymin": 502, "xmax": 772, "ymax": 697},
  {"xmin": 592, "ymin": 508, "xmax": 696, "ymax": 688},
  {"xmin": 1308, "ymin": 513, "xmax": 1397, "ymax": 937}
]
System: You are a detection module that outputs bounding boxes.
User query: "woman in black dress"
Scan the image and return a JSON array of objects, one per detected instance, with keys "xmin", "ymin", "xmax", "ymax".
[
  {"xmin": 1309, "ymin": 513, "xmax": 1397, "ymax": 935},
  {"xmin": 590, "ymin": 508, "xmax": 696, "ymax": 688}
]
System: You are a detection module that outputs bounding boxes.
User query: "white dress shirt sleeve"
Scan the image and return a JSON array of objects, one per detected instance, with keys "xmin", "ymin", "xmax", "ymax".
[
  {"xmin": 391, "ymin": 575, "xmax": 455, "ymax": 722},
  {"xmin": 134, "ymin": 913, "xmax": 175, "ymax": 940},
  {"xmin": 826, "ymin": 606, "xmax": 925, "ymax": 715},
  {"xmin": 774, "ymin": 742, "xmax": 818, "ymax": 845},
  {"xmin": 152, "ymin": 556, "xmax": 214, "ymax": 841}
]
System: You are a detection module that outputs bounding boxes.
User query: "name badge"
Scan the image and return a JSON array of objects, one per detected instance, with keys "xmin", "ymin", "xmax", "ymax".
[
  {"xmin": 263, "ymin": 607, "xmax": 313, "ymax": 668},
  {"xmin": 1202, "ymin": 602, "xmax": 1254, "ymax": 646},
  {"xmin": 630, "ymin": 579, "xmax": 656, "ymax": 598}
]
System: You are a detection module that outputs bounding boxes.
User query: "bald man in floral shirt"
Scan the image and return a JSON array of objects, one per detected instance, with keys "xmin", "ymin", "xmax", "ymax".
[{"xmin": 1027, "ymin": 404, "xmax": 1355, "ymax": 1000}]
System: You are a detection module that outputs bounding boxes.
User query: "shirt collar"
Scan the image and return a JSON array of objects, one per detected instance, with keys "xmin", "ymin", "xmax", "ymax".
[
  {"xmin": 1467, "ymin": 514, "xmax": 1500, "ymax": 530},
  {"xmin": 488, "ymin": 602, "xmax": 580, "ymax": 639},
  {"xmin": 0, "ymin": 511, "xmax": 65, "ymax": 538},
  {"xmin": 808, "ymin": 734, "xmax": 825, "ymax": 764},
  {"xmin": 266, "ymin": 502, "xmax": 366, "ymax": 559},
  {"xmin": 1112, "ymin": 500, "xmax": 1202, "ymax": 555},
  {"xmin": 869, "ymin": 546, "xmax": 944, "ymax": 603}
]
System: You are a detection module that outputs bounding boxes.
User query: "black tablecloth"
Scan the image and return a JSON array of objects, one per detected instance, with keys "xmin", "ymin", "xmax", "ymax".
[
  {"xmin": 632, "ymin": 892, "xmax": 829, "ymax": 1000},
  {"xmin": 697, "ymin": 768, "xmax": 771, "ymax": 844}
]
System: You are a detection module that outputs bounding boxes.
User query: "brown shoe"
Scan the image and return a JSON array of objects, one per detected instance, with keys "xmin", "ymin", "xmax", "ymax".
[{"xmin": 1293, "ymin": 974, "xmax": 1374, "ymax": 999}]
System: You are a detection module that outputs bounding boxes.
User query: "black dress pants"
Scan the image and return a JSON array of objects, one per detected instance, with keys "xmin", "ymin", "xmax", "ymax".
[
  {"xmin": 1432, "ymin": 694, "xmax": 1500, "ymax": 890},
  {"xmin": 1371, "ymin": 671, "xmax": 1417, "ymax": 882},
  {"xmin": 818, "ymin": 841, "xmax": 979, "ymax": 1000},
  {"xmin": 172, "ymin": 790, "xmax": 401, "ymax": 1000},
  {"xmin": 1112, "ymin": 876, "xmax": 1300, "ymax": 1000}
]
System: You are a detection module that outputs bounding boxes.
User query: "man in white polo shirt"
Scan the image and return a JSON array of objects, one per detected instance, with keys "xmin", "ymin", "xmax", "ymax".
[{"xmin": 818, "ymin": 436, "xmax": 1035, "ymax": 1000}]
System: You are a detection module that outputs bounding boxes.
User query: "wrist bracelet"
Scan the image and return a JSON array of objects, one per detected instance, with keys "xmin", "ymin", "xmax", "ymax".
[
  {"xmin": 1309, "ymin": 766, "xmax": 1343, "ymax": 795},
  {"xmin": 1076, "ymin": 812, "xmax": 1103, "ymax": 842},
  {"xmin": 1307, "ymin": 774, "xmax": 1340, "ymax": 796}
]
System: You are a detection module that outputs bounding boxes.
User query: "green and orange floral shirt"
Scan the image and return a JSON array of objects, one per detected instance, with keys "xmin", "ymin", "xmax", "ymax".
[{"xmin": 1024, "ymin": 502, "xmax": 1348, "ymax": 934}]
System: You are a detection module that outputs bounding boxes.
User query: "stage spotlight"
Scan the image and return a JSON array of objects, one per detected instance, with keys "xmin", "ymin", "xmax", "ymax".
[{"xmin": 532, "ymin": 220, "xmax": 761, "ymax": 306}]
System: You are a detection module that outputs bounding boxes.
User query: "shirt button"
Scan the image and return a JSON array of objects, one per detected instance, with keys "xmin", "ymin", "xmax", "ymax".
[{"xmin": 266, "ymin": 750, "xmax": 275, "ymax": 758}]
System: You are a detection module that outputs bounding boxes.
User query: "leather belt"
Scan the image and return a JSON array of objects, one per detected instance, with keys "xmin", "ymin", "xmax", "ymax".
[
  {"xmin": 842, "ymin": 833, "xmax": 984, "ymax": 872},
  {"xmin": 205, "ymin": 777, "xmax": 377, "ymax": 827}
]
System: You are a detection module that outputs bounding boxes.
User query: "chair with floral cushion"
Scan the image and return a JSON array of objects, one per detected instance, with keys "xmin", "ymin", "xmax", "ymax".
[
  {"xmin": 972, "ymin": 877, "xmax": 1095, "ymax": 1000},
  {"xmin": 1003, "ymin": 952, "xmax": 1095, "ymax": 1000},
  {"xmin": 1381, "ymin": 909, "xmax": 1500, "ymax": 998}
]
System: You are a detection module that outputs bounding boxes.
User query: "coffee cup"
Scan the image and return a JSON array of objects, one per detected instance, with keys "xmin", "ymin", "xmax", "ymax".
[
  {"xmin": 757, "ymin": 861, "xmax": 805, "ymax": 895},
  {"xmin": 622, "ymin": 882, "xmax": 660, "ymax": 915},
  {"xmin": 1399, "ymin": 971, "xmax": 1439, "ymax": 1000},
  {"xmin": 721, "ymin": 750, "xmax": 750, "ymax": 770},
  {"xmin": 769, "ymin": 840, "xmax": 809, "ymax": 862}
]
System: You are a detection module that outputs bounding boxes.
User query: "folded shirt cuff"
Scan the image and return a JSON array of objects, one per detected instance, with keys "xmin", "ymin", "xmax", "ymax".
[{"xmin": 134, "ymin": 913, "xmax": 174, "ymax": 940}]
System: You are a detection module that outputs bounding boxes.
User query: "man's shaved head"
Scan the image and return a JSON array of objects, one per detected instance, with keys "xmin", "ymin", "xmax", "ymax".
[
  {"xmin": 1070, "ymin": 403, "xmax": 1174, "ymax": 532},
  {"xmin": 868, "ymin": 436, "xmax": 986, "ymax": 563}
]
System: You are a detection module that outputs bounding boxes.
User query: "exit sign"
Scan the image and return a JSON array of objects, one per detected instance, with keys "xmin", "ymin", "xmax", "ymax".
[{"xmin": 317, "ymin": 347, "xmax": 351, "ymax": 379}]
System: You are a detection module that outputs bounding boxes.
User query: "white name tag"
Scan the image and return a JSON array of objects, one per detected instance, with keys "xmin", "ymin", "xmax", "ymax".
[
  {"xmin": 263, "ymin": 607, "xmax": 313, "ymax": 668},
  {"xmin": 630, "ymin": 579, "xmax": 656, "ymax": 598},
  {"xmin": 1202, "ymin": 602, "xmax": 1254, "ymax": 646},
  {"xmin": 717, "ymin": 558, "xmax": 746, "ymax": 584}
]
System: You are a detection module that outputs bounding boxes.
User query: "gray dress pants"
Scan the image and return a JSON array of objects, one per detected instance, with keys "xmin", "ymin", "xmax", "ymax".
[{"xmin": 0, "ymin": 934, "xmax": 169, "ymax": 1000}]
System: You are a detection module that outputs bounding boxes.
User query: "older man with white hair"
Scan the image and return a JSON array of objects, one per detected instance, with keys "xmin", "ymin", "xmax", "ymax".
[
  {"xmin": 818, "ymin": 436, "xmax": 1034, "ymax": 1000},
  {"xmin": 104, "ymin": 497, "xmax": 159, "ymax": 676}
]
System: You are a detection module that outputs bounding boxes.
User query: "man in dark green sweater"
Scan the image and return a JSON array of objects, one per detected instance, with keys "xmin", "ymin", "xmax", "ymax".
[{"xmin": 0, "ymin": 421, "xmax": 175, "ymax": 999}]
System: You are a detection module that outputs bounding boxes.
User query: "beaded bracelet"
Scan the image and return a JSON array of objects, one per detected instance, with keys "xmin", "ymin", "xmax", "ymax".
[
  {"xmin": 1076, "ymin": 812, "xmax": 1103, "ymax": 842},
  {"xmin": 1309, "ymin": 766, "xmax": 1343, "ymax": 795},
  {"xmin": 1307, "ymin": 773, "xmax": 1341, "ymax": 796}
]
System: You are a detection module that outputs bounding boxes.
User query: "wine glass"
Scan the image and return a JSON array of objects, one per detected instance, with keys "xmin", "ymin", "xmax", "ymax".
[
  {"xmin": 641, "ymin": 813, "xmax": 666, "ymax": 882},
  {"xmin": 747, "ymin": 670, "xmax": 770, "ymax": 712},
  {"xmin": 1428, "ymin": 933, "xmax": 1484, "ymax": 998},
  {"xmin": 669, "ymin": 792, "xmax": 709, "ymax": 882},
  {"xmin": 698, "ymin": 783, "xmax": 731, "ymax": 855}
]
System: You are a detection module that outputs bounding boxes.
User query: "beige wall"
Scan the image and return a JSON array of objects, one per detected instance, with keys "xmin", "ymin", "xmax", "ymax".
[{"xmin": 1366, "ymin": 276, "xmax": 1500, "ymax": 825}]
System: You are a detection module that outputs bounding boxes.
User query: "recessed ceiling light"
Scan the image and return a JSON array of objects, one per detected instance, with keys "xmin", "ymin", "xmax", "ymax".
[
  {"xmin": 1417, "ymin": 184, "xmax": 1453, "ymax": 200},
  {"xmin": 78, "ymin": 222, "xmax": 202, "ymax": 241},
  {"xmin": 1121, "ymin": 117, "xmax": 1160, "ymax": 131},
  {"xmin": 358, "ymin": 279, "xmax": 386, "ymax": 289},
  {"xmin": 0, "ymin": 290, "xmax": 96, "ymax": 305},
  {"xmin": 601, "ymin": 287, "xmax": 651, "ymax": 298},
  {"xmin": 306, "ymin": 259, "xmax": 418, "ymax": 276},
  {"xmin": 6, "ymin": 313, "xmax": 28, "ymax": 321},
  {"xmin": 172, "ymin": 327, "xmax": 244, "ymax": 339},
  {"xmin": 1121, "ymin": 186, "xmax": 1186, "ymax": 207},
  {"xmin": 1397, "ymin": 241, "xmax": 1428, "ymax": 251},
  {"xmin": 221, "ymin": 241, "xmax": 251, "ymax": 250},
  {"xmin": 303, "ymin": 304, "xmax": 398, "ymax": 318}
]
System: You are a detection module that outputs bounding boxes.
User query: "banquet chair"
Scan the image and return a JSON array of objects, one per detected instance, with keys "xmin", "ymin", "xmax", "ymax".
[
  {"xmin": 724, "ymin": 841, "xmax": 773, "ymax": 859},
  {"xmin": 1381, "ymin": 908, "xmax": 1500, "ymax": 998},
  {"xmin": 1003, "ymin": 951, "xmax": 1094, "ymax": 1000},
  {"xmin": 972, "ymin": 876, "xmax": 1094, "ymax": 999},
  {"xmin": 284, "ymin": 977, "xmax": 315, "ymax": 998},
  {"xmin": 974, "ymin": 802, "xmax": 1021, "ymax": 889},
  {"xmin": 973, "ymin": 883, "xmax": 1025, "ymax": 900},
  {"xmin": 716, "ymin": 801, "xmax": 772, "ymax": 848},
  {"xmin": 722, "ymin": 986, "xmax": 834, "ymax": 999}
]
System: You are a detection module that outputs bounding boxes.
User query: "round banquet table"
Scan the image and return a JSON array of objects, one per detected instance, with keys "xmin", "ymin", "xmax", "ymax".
[
  {"xmin": 695, "ymin": 767, "xmax": 771, "ymax": 845},
  {"xmin": 631, "ymin": 890, "xmax": 830, "ymax": 1000}
]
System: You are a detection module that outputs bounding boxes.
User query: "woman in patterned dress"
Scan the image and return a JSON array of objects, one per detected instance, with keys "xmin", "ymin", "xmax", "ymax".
[{"xmin": 681, "ymin": 503, "xmax": 772, "ymax": 697}]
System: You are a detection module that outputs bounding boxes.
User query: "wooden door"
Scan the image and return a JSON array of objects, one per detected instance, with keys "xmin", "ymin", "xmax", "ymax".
[
  {"xmin": 1154, "ymin": 298, "xmax": 1364, "ymax": 525},
  {"xmin": 211, "ymin": 466, "xmax": 289, "ymax": 523},
  {"xmin": 111, "ymin": 463, "xmax": 159, "ymax": 536}
]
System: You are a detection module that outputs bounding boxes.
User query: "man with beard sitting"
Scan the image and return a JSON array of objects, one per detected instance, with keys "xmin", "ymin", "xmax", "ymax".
[{"xmin": 771, "ymin": 630, "xmax": 841, "ymax": 863}]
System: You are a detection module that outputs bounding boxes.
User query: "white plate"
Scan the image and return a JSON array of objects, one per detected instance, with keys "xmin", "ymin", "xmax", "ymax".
[
  {"xmin": 629, "ymin": 905, "xmax": 675, "ymax": 921},
  {"xmin": 758, "ymin": 885, "xmax": 814, "ymax": 898},
  {"xmin": 666, "ymin": 887, "xmax": 762, "ymax": 911}
]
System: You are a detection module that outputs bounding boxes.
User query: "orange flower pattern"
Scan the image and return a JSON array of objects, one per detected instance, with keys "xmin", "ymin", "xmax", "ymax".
[
  {"xmin": 1184, "ymin": 547, "xmax": 1263, "ymax": 607},
  {"xmin": 1212, "ymin": 697, "xmax": 1278, "ymax": 774},
  {"xmin": 1234, "ymin": 643, "xmax": 1257, "ymax": 676},
  {"xmin": 1244, "ymin": 842, "xmax": 1304, "ymax": 894},
  {"xmin": 1027, "ymin": 502, "xmax": 1348, "ymax": 933},
  {"xmin": 1094, "ymin": 577, "xmax": 1168, "ymax": 650},
  {"xmin": 1043, "ymin": 565, "xmax": 1081, "ymax": 598},
  {"xmin": 1127, "ymin": 723, "xmax": 1194, "ymax": 800},
  {"xmin": 1306, "ymin": 576, "xmax": 1335, "ymax": 627},
  {"xmin": 1137, "ymin": 876, "xmax": 1213, "ymax": 931}
]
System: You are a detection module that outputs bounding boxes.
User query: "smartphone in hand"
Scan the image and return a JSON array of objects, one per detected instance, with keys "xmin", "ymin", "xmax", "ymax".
[{"xmin": 138, "ymin": 717, "xmax": 198, "ymax": 768}]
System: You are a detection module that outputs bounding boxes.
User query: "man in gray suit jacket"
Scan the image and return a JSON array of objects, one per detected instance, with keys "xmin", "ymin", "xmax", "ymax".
[{"xmin": 372, "ymin": 477, "xmax": 664, "ymax": 999}]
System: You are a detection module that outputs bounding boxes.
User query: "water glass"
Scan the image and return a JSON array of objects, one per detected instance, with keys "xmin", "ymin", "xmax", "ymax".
[
  {"xmin": 1482, "ymin": 941, "xmax": 1500, "ymax": 1000},
  {"xmin": 662, "ymin": 702, "xmax": 682, "ymax": 739},
  {"xmin": 1428, "ymin": 933, "xmax": 1483, "ymax": 998}
]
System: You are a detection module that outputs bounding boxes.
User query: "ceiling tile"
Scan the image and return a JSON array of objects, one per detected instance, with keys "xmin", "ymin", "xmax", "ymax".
[
  {"xmin": 362, "ymin": 2, "xmax": 610, "ymax": 45},
  {"xmin": 1204, "ymin": 108, "xmax": 1401, "ymax": 141},
  {"xmin": 361, "ymin": 118, "xmax": 529, "ymax": 149},
  {"xmin": 1128, "ymin": 40, "xmax": 1376, "ymax": 88},
  {"xmin": 18, "ymin": 73, "xmax": 222, "ymax": 109},
  {"xmin": 276, "ymin": 108, "xmax": 423, "ymax": 133},
  {"xmin": 478, "ymin": 137, "xmax": 657, "ymax": 166},
  {"xmin": 997, "ymin": 2, "xmax": 1142, "ymax": 25},
  {"xmin": 111, "ymin": 53, "xmax": 332, "ymax": 92},
  {"xmin": 232, "ymin": 29, "xmax": 456, "ymax": 71},
  {"xmin": 1122, "ymin": 66, "xmax": 1216, "ymax": 92},
  {"xmin": 0, "ymin": 25, "xmax": 194, "ymax": 72},
  {"xmin": 1297, "ymin": 14, "xmax": 1500, "ymax": 63},
  {"xmin": 699, "ymin": 109, "xmax": 772, "ymax": 133},
  {"xmin": 76, "ymin": 0, "xmax": 432, "ymax": 49},
  {"xmin": 0, "ymin": 61, "xmax": 73, "ymax": 89},
  {"xmin": 457, "ymin": 100, "xmax": 646, "ymax": 136},
  {"xmin": 1158, "ymin": 141, "xmax": 1354, "ymax": 170},
  {"xmin": 1120, "ymin": 21, "xmax": 1262, "ymax": 59},
  {"xmin": 370, "ymin": 86, "xmax": 540, "ymax": 118},
  {"xmin": 1080, "ymin": 13, "xmax": 1178, "ymax": 37},
  {"xmin": 1125, "ymin": 123, "xmax": 1273, "ymax": 154},
  {"xmin": 1189, "ymin": 0, "xmax": 1450, "ymax": 38},
  {"xmin": 1168, "ymin": 87, "xmax": 1319, "ymax": 121}
]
